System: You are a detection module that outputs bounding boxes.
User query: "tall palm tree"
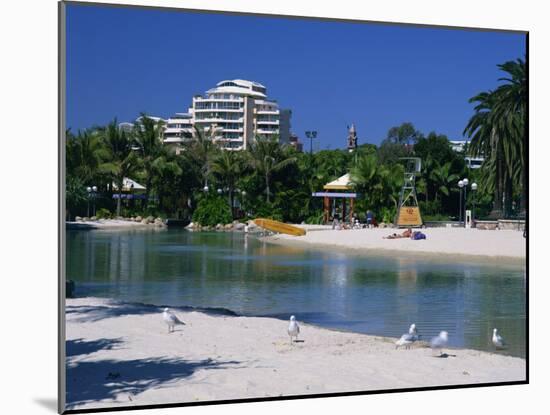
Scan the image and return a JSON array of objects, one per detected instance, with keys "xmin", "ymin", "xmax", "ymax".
[
  {"xmin": 211, "ymin": 150, "xmax": 244, "ymax": 217},
  {"xmin": 68, "ymin": 129, "xmax": 109, "ymax": 184},
  {"xmin": 428, "ymin": 161, "xmax": 459, "ymax": 203},
  {"xmin": 247, "ymin": 136, "xmax": 296, "ymax": 203},
  {"xmin": 184, "ymin": 125, "xmax": 220, "ymax": 191},
  {"xmin": 492, "ymin": 59, "xmax": 527, "ymax": 214},
  {"xmin": 133, "ymin": 114, "xmax": 180, "ymax": 207},
  {"xmin": 464, "ymin": 58, "xmax": 526, "ymax": 217},
  {"xmin": 98, "ymin": 120, "xmax": 141, "ymax": 216},
  {"xmin": 350, "ymin": 154, "xmax": 403, "ymax": 214}
]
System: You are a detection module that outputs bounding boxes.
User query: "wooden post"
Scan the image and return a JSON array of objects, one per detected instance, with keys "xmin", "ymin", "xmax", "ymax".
[
  {"xmin": 350, "ymin": 198, "xmax": 354, "ymax": 223},
  {"xmin": 342, "ymin": 198, "xmax": 347, "ymax": 224},
  {"xmin": 323, "ymin": 196, "xmax": 329, "ymax": 224}
]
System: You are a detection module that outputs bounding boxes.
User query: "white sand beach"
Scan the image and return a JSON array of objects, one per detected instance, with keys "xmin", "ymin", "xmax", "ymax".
[
  {"xmin": 266, "ymin": 227, "xmax": 526, "ymax": 261},
  {"xmin": 65, "ymin": 297, "xmax": 526, "ymax": 410},
  {"xmin": 66, "ymin": 219, "xmax": 162, "ymax": 230}
]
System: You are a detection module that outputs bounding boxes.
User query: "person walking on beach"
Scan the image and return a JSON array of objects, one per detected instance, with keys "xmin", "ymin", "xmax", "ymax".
[{"xmin": 366, "ymin": 210, "xmax": 373, "ymax": 228}]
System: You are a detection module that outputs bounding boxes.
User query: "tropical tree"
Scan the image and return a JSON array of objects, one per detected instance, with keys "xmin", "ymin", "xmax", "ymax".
[
  {"xmin": 211, "ymin": 149, "xmax": 245, "ymax": 217},
  {"xmin": 350, "ymin": 153, "xmax": 404, "ymax": 221},
  {"xmin": 247, "ymin": 136, "xmax": 296, "ymax": 203},
  {"xmin": 464, "ymin": 58, "xmax": 526, "ymax": 217},
  {"xmin": 133, "ymin": 114, "xmax": 181, "ymax": 209},
  {"xmin": 386, "ymin": 122, "xmax": 421, "ymax": 145},
  {"xmin": 98, "ymin": 120, "xmax": 141, "ymax": 216},
  {"xmin": 184, "ymin": 125, "xmax": 220, "ymax": 191},
  {"xmin": 491, "ymin": 59, "xmax": 527, "ymax": 214},
  {"xmin": 428, "ymin": 161, "xmax": 460, "ymax": 203},
  {"xmin": 66, "ymin": 129, "xmax": 109, "ymax": 184}
]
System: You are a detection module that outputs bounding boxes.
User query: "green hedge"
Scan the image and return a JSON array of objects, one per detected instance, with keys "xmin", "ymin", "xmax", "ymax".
[{"xmin": 192, "ymin": 195, "xmax": 232, "ymax": 226}]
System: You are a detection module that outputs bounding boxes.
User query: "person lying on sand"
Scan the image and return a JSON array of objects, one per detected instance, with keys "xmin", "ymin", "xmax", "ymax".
[
  {"xmin": 411, "ymin": 231, "xmax": 427, "ymax": 240},
  {"xmin": 383, "ymin": 228, "xmax": 412, "ymax": 239}
]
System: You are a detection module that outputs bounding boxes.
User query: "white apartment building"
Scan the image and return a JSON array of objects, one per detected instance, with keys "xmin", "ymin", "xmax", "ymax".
[
  {"xmin": 190, "ymin": 79, "xmax": 290, "ymax": 150},
  {"xmin": 120, "ymin": 80, "xmax": 291, "ymax": 152},
  {"xmin": 163, "ymin": 112, "xmax": 194, "ymax": 154},
  {"xmin": 448, "ymin": 140, "xmax": 484, "ymax": 169}
]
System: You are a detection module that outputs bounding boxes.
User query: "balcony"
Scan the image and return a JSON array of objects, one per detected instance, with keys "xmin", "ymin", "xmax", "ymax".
[
  {"xmin": 194, "ymin": 107, "xmax": 243, "ymax": 113},
  {"xmin": 194, "ymin": 96, "xmax": 244, "ymax": 102},
  {"xmin": 194, "ymin": 118, "xmax": 244, "ymax": 123},
  {"xmin": 256, "ymin": 109, "xmax": 279, "ymax": 115}
]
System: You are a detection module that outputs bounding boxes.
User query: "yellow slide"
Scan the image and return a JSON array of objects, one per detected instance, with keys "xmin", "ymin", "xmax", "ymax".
[{"xmin": 254, "ymin": 218, "xmax": 306, "ymax": 236}]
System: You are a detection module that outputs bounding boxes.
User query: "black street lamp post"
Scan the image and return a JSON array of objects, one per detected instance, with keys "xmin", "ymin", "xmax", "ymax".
[
  {"xmin": 305, "ymin": 131, "xmax": 317, "ymax": 155},
  {"xmin": 86, "ymin": 186, "xmax": 98, "ymax": 217}
]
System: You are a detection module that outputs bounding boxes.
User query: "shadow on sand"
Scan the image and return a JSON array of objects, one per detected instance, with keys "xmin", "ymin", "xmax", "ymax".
[
  {"xmin": 66, "ymin": 301, "xmax": 237, "ymax": 324},
  {"xmin": 66, "ymin": 356, "xmax": 242, "ymax": 408},
  {"xmin": 66, "ymin": 303, "xmax": 160, "ymax": 323},
  {"xmin": 66, "ymin": 337, "xmax": 124, "ymax": 357}
]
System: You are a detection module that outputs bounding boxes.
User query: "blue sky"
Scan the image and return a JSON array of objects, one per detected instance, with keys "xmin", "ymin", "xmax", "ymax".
[{"xmin": 66, "ymin": 4, "xmax": 526, "ymax": 149}]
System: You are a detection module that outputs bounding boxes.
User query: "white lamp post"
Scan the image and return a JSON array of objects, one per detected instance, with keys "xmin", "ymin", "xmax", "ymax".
[
  {"xmin": 471, "ymin": 182, "xmax": 478, "ymax": 226},
  {"xmin": 458, "ymin": 180, "xmax": 464, "ymax": 224},
  {"xmin": 462, "ymin": 178, "xmax": 469, "ymax": 227}
]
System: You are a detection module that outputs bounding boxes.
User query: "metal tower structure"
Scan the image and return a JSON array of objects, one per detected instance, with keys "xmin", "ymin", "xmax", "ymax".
[{"xmin": 395, "ymin": 157, "xmax": 423, "ymax": 227}]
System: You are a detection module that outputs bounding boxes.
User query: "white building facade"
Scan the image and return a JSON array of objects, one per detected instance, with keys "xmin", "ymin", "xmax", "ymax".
[
  {"xmin": 120, "ymin": 80, "xmax": 291, "ymax": 152},
  {"xmin": 189, "ymin": 79, "xmax": 291, "ymax": 150},
  {"xmin": 448, "ymin": 140, "xmax": 484, "ymax": 169}
]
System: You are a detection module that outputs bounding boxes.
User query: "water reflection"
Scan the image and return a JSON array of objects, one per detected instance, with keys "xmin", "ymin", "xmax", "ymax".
[{"xmin": 67, "ymin": 229, "xmax": 526, "ymax": 358}]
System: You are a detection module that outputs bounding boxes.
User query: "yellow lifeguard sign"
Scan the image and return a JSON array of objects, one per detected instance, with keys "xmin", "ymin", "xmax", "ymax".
[
  {"xmin": 397, "ymin": 207, "xmax": 423, "ymax": 226},
  {"xmin": 395, "ymin": 158, "xmax": 423, "ymax": 227}
]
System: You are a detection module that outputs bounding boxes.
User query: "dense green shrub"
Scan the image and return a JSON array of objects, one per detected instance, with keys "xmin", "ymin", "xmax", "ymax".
[
  {"xmin": 192, "ymin": 195, "xmax": 232, "ymax": 226},
  {"xmin": 251, "ymin": 201, "xmax": 283, "ymax": 222},
  {"xmin": 419, "ymin": 200, "xmax": 442, "ymax": 216},
  {"xmin": 96, "ymin": 208, "xmax": 112, "ymax": 219}
]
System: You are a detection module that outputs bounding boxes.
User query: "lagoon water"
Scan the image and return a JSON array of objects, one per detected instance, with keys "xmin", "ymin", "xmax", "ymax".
[{"xmin": 67, "ymin": 229, "xmax": 526, "ymax": 358}]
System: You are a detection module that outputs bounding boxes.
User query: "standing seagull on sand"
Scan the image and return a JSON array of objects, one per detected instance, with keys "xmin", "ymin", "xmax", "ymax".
[
  {"xmin": 395, "ymin": 323, "xmax": 419, "ymax": 349},
  {"xmin": 430, "ymin": 331, "xmax": 449, "ymax": 356},
  {"xmin": 163, "ymin": 308, "xmax": 185, "ymax": 333},
  {"xmin": 492, "ymin": 328, "xmax": 506, "ymax": 349},
  {"xmin": 409, "ymin": 323, "xmax": 419, "ymax": 339},
  {"xmin": 288, "ymin": 315, "xmax": 300, "ymax": 345}
]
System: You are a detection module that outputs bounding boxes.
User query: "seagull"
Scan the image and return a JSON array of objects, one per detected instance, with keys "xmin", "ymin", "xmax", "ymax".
[
  {"xmin": 395, "ymin": 334, "xmax": 414, "ymax": 349},
  {"xmin": 408, "ymin": 323, "xmax": 419, "ymax": 340},
  {"xmin": 430, "ymin": 331, "xmax": 449, "ymax": 356},
  {"xmin": 163, "ymin": 308, "xmax": 185, "ymax": 333},
  {"xmin": 288, "ymin": 315, "xmax": 300, "ymax": 345},
  {"xmin": 395, "ymin": 323, "xmax": 419, "ymax": 349},
  {"xmin": 492, "ymin": 328, "xmax": 506, "ymax": 349}
]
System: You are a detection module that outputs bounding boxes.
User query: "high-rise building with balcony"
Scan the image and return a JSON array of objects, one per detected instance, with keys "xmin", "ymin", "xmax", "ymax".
[
  {"xmin": 189, "ymin": 79, "xmax": 290, "ymax": 150},
  {"xmin": 121, "ymin": 80, "xmax": 291, "ymax": 152}
]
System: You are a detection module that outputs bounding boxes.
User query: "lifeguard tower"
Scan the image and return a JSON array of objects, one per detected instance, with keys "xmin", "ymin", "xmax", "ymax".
[{"xmin": 395, "ymin": 157, "xmax": 423, "ymax": 227}]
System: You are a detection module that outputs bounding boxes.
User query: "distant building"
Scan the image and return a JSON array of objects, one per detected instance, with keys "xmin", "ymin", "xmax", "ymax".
[
  {"xmin": 289, "ymin": 133, "xmax": 303, "ymax": 152},
  {"xmin": 118, "ymin": 79, "xmax": 291, "ymax": 152},
  {"xmin": 347, "ymin": 123, "xmax": 358, "ymax": 152},
  {"xmin": 465, "ymin": 156, "xmax": 484, "ymax": 169},
  {"xmin": 449, "ymin": 140, "xmax": 467, "ymax": 152},
  {"xmin": 163, "ymin": 112, "xmax": 194, "ymax": 154},
  {"xmin": 190, "ymin": 79, "xmax": 291, "ymax": 150},
  {"xmin": 448, "ymin": 140, "xmax": 484, "ymax": 169}
]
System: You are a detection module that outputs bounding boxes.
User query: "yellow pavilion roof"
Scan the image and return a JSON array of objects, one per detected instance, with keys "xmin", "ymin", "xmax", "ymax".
[{"xmin": 323, "ymin": 173, "xmax": 353, "ymax": 190}]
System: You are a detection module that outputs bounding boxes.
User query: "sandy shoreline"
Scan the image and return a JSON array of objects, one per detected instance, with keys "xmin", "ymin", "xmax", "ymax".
[
  {"xmin": 65, "ymin": 297, "xmax": 526, "ymax": 410},
  {"xmin": 66, "ymin": 219, "xmax": 160, "ymax": 230},
  {"xmin": 266, "ymin": 227, "xmax": 526, "ymax": 263}
]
